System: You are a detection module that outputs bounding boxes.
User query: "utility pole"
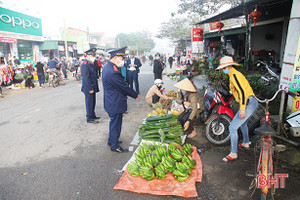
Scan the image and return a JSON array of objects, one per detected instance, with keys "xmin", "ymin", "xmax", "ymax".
[{"xmin": 63, "ymin": 18, "xmax": 69, "ymax": 60}]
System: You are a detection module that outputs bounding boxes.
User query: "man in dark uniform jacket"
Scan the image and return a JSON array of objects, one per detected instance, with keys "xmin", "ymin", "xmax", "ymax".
[
  {"xmin": 102, "ymin": 47, "xmax": 140, "ymax": 153},
  {"xmin": 81, "ymin": 48, "xmax": 100, "ymax": 124},
  {"xmin": 125, "ymin": 51, "xmax": 142, "ymax": 94}
]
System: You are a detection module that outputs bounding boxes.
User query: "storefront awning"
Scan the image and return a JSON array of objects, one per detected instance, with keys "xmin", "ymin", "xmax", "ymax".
[
  {"xmin": 194, "ymin": 0, "xmax": 292, "ymax": 26},
  {"xmin": 39, "ymin": 41, "xmax": 58, "ymax": 50},
  {"xmin": 204, "ymin": 27, "xmax": 246, "ymax": 39}
]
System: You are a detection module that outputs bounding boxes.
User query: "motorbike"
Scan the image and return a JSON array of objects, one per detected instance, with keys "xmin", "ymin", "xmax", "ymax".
[
  {"xmin": 198, "ymin": 82, "xmax": 235, "ymax": 144},
  {"xmin": 47, "ymin": 69, "xmax": 61, "ymax": 88},
  {"xmin": 256, "ymin": 53, "xmax": 281, "ymax": 86}
]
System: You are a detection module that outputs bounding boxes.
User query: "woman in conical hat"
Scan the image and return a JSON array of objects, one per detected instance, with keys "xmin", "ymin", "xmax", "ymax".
[
  {"xmin": 216, "ymin": 56, "xmax": 258, "ymax": 162},
  {"xmin": 174, "ymin": 78, "xmax": 203, "ymax": 138}
]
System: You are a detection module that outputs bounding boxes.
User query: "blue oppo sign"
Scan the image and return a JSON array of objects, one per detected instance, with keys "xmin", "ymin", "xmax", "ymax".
[{"xmin": 0, "ymin": 7, "xmax": 42, "ymax": 36}]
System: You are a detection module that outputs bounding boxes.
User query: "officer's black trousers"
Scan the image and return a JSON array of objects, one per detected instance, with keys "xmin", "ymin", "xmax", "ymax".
[{"xmin": 85, "ymin": 92, "xmax": 96, "ymax": 121}]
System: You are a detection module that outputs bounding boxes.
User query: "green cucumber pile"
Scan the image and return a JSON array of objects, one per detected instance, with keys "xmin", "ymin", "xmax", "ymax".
[
  {"xmin": 127, "ymin": 142, "xmax": 196, "ymax": 182},
  {"xmin": 138, "ymin": 114, "xmax": 184, "ymax": 144}
]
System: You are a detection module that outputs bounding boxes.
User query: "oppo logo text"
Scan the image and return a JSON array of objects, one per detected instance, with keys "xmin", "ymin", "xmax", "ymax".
[{"xmin": 0, "ymin": 14, "xmax": 39, "ymax": 29}]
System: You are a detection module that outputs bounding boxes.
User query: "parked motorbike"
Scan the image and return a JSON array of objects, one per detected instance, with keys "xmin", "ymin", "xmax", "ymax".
[
  {"xmin": 198, "ymin": 82, "xmax": 235, "ymax": 145},
  {"xmin": 256, "ymin": 53, "xmax": 281, "ymax": 86}
]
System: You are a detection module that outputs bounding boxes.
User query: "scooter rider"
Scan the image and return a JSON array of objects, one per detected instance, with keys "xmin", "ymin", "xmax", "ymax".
[{"xmin": 47, "ymin": 57, "xmax": 64, "ymax": 85}]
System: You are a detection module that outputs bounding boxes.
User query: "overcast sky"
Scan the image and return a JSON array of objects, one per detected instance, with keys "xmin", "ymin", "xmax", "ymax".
[{"xmin": 1, "ymin": 0, "xmax": 181, "ymax": 53}]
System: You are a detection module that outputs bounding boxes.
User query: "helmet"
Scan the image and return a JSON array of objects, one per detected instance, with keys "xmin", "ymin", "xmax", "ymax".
[{"xmin": 154, "ymin": 79, "xmax": 163, "ymax": 85}]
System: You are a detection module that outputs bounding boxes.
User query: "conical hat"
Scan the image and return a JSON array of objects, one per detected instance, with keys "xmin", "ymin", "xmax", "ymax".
[{"xmin": 174, "ymin": 78, "xmax": 196, "ymax": 92}]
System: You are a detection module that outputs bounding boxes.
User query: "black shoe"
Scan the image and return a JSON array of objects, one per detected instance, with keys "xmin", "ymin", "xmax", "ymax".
[
  {"xmin": 111, "ymin": 146, "xmax": 128, "ymax": 153},
  {"xmin": 87, "ymin": 120, "xmax": 99, "ymax": 124},
  {"xmin": 94, "ymin": 116, "xmax": 101, "ymax": 119},
  {"xmin": 107, "ymin": 140, "xmax": 122, "ymax": 146}
]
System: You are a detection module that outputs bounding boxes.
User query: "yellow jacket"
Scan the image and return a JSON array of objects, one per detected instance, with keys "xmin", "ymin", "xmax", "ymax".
[{"xmin": 228, "ymin": 68, "xmax": 254, "ymax": 110}]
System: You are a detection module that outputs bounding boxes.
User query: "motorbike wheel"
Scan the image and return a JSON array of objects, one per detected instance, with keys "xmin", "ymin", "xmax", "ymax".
[
  {"xmin": 206, "ymin": 114, "xmax": 232, "ymax": 145},
  {"xmin": 52, "ymin": 79, "xmax": 56, "ymax": 88}
]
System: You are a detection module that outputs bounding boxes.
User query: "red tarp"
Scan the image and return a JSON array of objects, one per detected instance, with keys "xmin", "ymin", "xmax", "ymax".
[{"xmin": 114, "ymin": 146, "xmax": 202, "ymax": 198}]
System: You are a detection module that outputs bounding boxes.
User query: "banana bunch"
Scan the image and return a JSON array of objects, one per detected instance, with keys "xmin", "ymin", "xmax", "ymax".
[
  {"xmin": 173, "ymin": 162, "xmax": 192, "ymax": 181},
  {"xmin": 137, "ymin": 146, "xmax": 152, "ymax": 158},
  {"xmin": 168, "ymin": 143, "xmax": 178, "ymax": 153},
  {"xmin": 134, "ymin": 153, "xmax": 144, "ymax": 166},
  {"xmin": 172, "ymin": 169, "xmax": 189, "ymax": 182},
  {"xmin": 155, "ymin": 163, "xmax": 167, "ymax": 180},
  {"xmin": 183, "ymin": 143, "xmax": 193, "ymax": 155},
  {"xmin": 162, "ymin": 155, "xmax": 176, "ymax": 172},
  {"xmin": 127, "ymin": 161, "xmax": 140, "ymax": 177},
  {"xmin": 139, "ymin": 163, "xmax": 155, "ymax": 180},
  {"xmin": 143, "ymin": 155, "xmax": 159, "ymax": 166},
  {"xmin": 153, "ymin": 145, "xmax": 167, "ymax": 161},
  {"xmin": 170, "ymin": 148, "xmax": 184, "ymax": 161},
  {"xmin": 182, "ymin": 155, "xmax": 196, "ymax": 169}
]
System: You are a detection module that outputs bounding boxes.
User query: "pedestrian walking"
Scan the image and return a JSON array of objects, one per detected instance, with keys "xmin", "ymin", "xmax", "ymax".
[
  {"xmin": 94, "ymin": 56, "xmax": 102, "ymax": 79},
  {"xmin": 81, "ymin": 48, "xmax": 100, "ymax": 124},
  {"xmin": 60, "ymin": 57, "xmax": 68, "ymax": 79},
  {"xmin": 102, "ymin": 47, "xmax": 140, "ymax": 153},
  {"xmin": 35, "ymin": 60, "xmax": 45, "ymax": 88},
  {"xmin": 126, "ymin": 51, "xmax": 142, "ymax": 94},
  {"xmin": 216, "ymin": 56, "xmax": 258, "ymax": 162},
  {"xmin": 168, "ymin": 55, "xmax": 173, "ymax": 69},
  {"xmin": 153, "ymin": 53, "xmax": 165, "ymax": 80}
]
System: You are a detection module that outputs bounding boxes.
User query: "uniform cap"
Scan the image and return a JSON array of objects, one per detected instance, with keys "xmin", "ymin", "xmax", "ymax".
[
  {"xmin": 85, "ymin": 48, "xmax": 97, "ymax": 56},
  {"xmin": 174, "ymin": 78, "xmax": 196, "ymax": 92},
  {"xmin": 108, "ymin": 47, "xmax": 127, "ymax": 58}
]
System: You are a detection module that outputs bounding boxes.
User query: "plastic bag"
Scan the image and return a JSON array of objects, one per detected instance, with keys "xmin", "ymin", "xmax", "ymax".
[
  {"xmin": 114, "ymin": 144, "xmax": 202, "ymax": 198},
  {"xmin": 171, "ymin": 101, "xmax": 184, "ymax": 115}
]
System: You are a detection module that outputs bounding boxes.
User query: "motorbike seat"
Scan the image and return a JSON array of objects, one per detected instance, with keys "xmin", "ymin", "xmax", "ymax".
[{"xmin": 254, "ymin": 121, "xmax": 277, "ymax": 136}]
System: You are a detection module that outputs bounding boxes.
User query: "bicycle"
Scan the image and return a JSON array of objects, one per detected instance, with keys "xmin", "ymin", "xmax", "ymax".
[{"xmin": 247, "ymin": 89, "xmax": 296, "ymax": 200}]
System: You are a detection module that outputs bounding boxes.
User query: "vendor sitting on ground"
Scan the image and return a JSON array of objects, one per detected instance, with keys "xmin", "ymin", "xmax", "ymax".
[
  {"xmin": 174, "ymin": 78, "xmax": 203, "ymax": 138},
  {"xmin": 13, "ymin": 65, "xmax": 25, "ymax": 83},
  {"xmin": 24, "ymin": 67, "xmax": 35, "ymax": 89},
  {"xmin": 145, "ymin": 79, "xmax": 173, "ymax": 105}
]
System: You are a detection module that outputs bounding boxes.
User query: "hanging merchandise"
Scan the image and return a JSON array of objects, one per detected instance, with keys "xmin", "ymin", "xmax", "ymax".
[
  {"xmin": 216, "ymin": 21, "xmax": 224, "ymax": 34},
  {"xmin": 250, "ymin": 9, "xmax": 261, "ymax": 26},
  {"xmin": 0, "ymin": 65, "xmax": 14, "ymax": 86}
]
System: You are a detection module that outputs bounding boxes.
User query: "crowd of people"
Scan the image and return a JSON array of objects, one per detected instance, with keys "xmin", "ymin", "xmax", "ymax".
[{"xmin": 2, "ymin": 47, "xmax": 255, "ymax": 162}]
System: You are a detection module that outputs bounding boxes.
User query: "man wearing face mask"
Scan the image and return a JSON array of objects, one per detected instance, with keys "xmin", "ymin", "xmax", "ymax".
[
  {"xmin": 81, "ymin": 48, "xmax": 100, "ymax": 124},
  {"xmin": 126, "ymin": 51, "xmax": 142, "ymax": 94},
  {"xmin": 153, "ymin": 53, "xmax": 165, "ymax": 80},
  {"xmin": 102, "ymin": 47, "xmax": 140, "ymax": 153},
  {"xmin": 145, "ymin": 79, "xmax": 174, "ymax": 105}
]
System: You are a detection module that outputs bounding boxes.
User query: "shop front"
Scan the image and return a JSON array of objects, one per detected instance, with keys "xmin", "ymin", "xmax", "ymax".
[
  {"xmin": 0, "ymin": 7, "xmax": 43, "ymax": 63},
  {"xmin": 194, "ymin": 0, "xmax": 293, "ymax": 69}
]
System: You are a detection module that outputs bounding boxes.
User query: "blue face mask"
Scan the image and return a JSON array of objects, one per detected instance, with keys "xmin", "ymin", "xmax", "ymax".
[
  {"xmin": 222, "ymin": 68, "xmax": 231, "ymax": 74},
  {"xmin": 155, "ymin": 57, "xmax": 160, "ymax": 60},
  {"xmin": 181, "ymin": 90, "xmax": 186, "ymax": 93}
]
